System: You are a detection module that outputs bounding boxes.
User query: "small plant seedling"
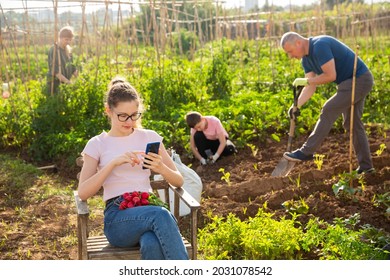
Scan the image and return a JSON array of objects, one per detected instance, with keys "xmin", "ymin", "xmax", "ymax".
[
  {"xmin": 295, "ymin": 174, "xmax": 301, "ymax": 189},
  {"xmin": 219, "ymin": 168, "xmax": 231, "ymax": 186},
  {"xmin": 314, "ymin": 154, "xmax": 325, "ymax": 170},
  {"xmin": 375, "ymin": 143, "xmax": 386, "ymax": 156},
  {"xmin": 374, "ymin": 192, "xmax": 390, "ymax": 218},
  {"xmin": 281, "ymin": 197, "xmax": 309, "ymax": 214},
  {"xmin": 288, "ymin": 174, "xmax": 301, "ymax": 189},
  {"xmin": 246, "ymin": 143, "xmax": 259, "ymax": 157}
]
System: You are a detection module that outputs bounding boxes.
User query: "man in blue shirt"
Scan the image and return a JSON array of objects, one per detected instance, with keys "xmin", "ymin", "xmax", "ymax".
[{"xmin": 280, "ymin": 32, "xmax": 374, "ymax": 174}]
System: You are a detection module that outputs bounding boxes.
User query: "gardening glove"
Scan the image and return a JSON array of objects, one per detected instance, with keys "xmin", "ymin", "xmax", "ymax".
[
  {"xmin": 211, "ymin": 153, "xmax": 220, "ymax": 164},
  {"xmin": 288, "ymin": 105, "xmax": 300, "ymax": 119},
  {"xmin": 200, "ymin": 158, "xmax": 207, "ymax": 165},
  {"xmin": 292, "ymin": 78, "xmax": 308, "ymax": 87}
]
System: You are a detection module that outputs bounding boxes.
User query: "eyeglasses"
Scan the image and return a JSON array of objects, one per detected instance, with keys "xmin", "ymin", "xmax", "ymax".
[{"xmin": 114, "ymin": 111, "xmax": 142, "ymax": 122}]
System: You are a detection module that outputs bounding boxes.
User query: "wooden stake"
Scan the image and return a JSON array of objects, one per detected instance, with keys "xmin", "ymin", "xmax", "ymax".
[
  {"xmin": 79, "ymin": 0, "xmax": 86, "ymax": 58},
  {"xmin": 0, "ymin": 3, "xmax": 32, "ymax": 111},
  {"xmin": 50, "ymin": 0, "xmax": 58, "ymax": 96},
  {"xmin": 172, "ymin": 0, "xmax": 182, "ymax": 55},
  {"xmin": 349, "ymin": 45, "xmax": 359, "ymax": 178},
  {"xmin": 22, "ymin": 1, "xmax": 31, "ymax": 81},
  {"xmin": 103, "ymin": 0, "xmax": 111, "ymax": 76}
]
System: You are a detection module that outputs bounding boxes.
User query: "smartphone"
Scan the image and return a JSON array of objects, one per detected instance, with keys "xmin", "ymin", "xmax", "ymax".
[{"xmin": 142, "ymin": 142, "xmax": 160, "ymax": 169}]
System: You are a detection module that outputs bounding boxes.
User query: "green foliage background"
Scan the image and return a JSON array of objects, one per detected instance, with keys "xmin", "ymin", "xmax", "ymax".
[{"xmin": 1, "ymin": 36, "xmax": 389, "ymax": 165}]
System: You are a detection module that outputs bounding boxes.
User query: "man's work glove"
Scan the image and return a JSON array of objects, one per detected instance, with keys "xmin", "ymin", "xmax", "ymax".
[
  {"xmin": 200, "ymin": 158, "xmax": 207, "ymax": 165},
  {"xmin": 211, "ymin": 153, "xmax": 220, "ymax": 164},
  {"xmin": 293, "ymin": 78, "xmax": 308, "ymax": 87},
  {"xmin": 288, "ymin": 105, "xmax": 300, "ymax": 119}
]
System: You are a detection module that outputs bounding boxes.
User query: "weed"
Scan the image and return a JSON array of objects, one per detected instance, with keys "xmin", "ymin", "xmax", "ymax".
[
  {"xmin": 0, "ymin": 235, "xmax": 7, "ymax": 249},
  {"xmin": 253, "ymin": 163, "xmax": 258, "ymax": 171},
  {"xmin": 14, "ymin": 206, "xmax": 28, "ymax": 220},
  {"xmin": 60, "ymin": 234, "xmax": 78, "ymax": 247}
]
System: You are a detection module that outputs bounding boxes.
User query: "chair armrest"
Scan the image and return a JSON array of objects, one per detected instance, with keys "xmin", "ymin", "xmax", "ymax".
[
  {"xmin": 73, "ymin": 190, "xmax": 89, "ymax": 259},
  {"xmin": 168, "ymin": 185, "xmax": 200, "ymax": 209},
  {"xmin": 74, "ymin": 190, "xmax": 89, "ymax": 215},
  {"xmin": 168, "ymin": 185, "xmax": 200, "ymax": 260}
]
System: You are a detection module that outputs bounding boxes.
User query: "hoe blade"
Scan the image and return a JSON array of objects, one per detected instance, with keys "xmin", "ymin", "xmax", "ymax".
[{"xmin": 271, "ymin": 157, "xmax": 295, "ymax": 177}]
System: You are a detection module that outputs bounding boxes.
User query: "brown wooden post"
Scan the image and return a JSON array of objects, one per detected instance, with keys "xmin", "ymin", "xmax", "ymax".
[{"xmin": 50, "ymin": 0, "xmax": 58, "ymax": 96}]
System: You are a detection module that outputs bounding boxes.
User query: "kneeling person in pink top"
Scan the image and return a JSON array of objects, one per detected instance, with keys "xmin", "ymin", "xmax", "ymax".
[{"xmin": 185, "ymin": 111, "xmax": 237, "ymax": 165}]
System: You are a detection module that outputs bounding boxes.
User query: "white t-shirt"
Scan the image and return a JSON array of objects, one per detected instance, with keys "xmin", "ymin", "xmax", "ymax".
[{"xmin": 82, "ymin": 129, "xmax": 163, "ymax": 202}]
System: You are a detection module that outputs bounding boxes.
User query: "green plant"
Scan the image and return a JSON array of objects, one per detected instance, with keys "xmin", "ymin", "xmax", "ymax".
[
  {"xmin": 218, "ymin": 168, "xmax": 231, "ymax": 186},
  {"xmin": 303, "ymin": 215, "xmax": 389, "ymax": 260},
  {"xmin": 332, "ymin": 171, "xmax": 365, "ymax": 199},
  {"xmin": 289, "ymin": 174, "xmax": 301, "ymax": 189},
  {"xmin": 374, "ymin": 192, "xmax": 390, "ymax": 218},
  {"xmin": 199, "ymin": 209, "xmax": 390, "ymax": 260},
  {"xmin": 247, "ymin": 143, "xmax": 259, "ymax": 157},
  {"xmin": 314, "ymin": 154, "xmax": 325, "ymax": 170},
  {"xmin": 198, "ymin": 209, "xmax": 305, "ymax": 260},
  {"xmin": 375, "ymin": 143, "xmax": 386, "ymax": 156},
  {"xmin": 282, "ymin": 197, "xmax": 309, "ymax": 214},
  {"xmin": 206, "ymin": 44, "xmax": 233, "ymax": 100}
]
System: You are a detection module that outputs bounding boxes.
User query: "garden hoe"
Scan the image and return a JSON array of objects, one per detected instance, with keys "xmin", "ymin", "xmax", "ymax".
[{"xmin": 271, "ymin": 86, "xmax": 303, "ymax": 177}]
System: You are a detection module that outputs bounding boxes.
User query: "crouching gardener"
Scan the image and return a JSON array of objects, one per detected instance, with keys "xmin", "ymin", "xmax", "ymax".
[{"xmin": 185, "ymin": 111, "xmax": 237, "ymax": 165}]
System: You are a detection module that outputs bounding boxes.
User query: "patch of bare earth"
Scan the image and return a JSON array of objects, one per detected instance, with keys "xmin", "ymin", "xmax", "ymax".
[{"xmin": 1, "ymin": 125, "xmax": 389, "ymax": 259}]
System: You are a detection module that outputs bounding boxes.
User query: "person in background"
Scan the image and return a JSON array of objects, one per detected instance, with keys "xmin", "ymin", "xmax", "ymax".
[
  {"xmin": 47, "ymin": 26, "xmax": 78, "ymax": 95},
  {"xmin": 280, "ymin": 32, "xmax": 374, "ymax": 174},
  {"xmin": 185, "ymin": 111, "xmax": 237, "ymax": 165},
  {"xmin": 78, "ymin": 77, "xmax": 188, "ymax": 260}
]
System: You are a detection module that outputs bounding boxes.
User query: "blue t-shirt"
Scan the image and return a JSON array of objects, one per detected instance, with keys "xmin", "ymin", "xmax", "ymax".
[{"xmin": 302, "ymin": 36, "xmax": 368, "ymax": 84}]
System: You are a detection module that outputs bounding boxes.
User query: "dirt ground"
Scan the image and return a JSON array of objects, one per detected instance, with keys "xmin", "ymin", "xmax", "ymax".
[
  {"xmin": 190, "ymin": 124, "xmax": 390, "ymax": 235},
  {"xmin": 1, "ymin": 125, "xmax": 389, "ymax": 260}
]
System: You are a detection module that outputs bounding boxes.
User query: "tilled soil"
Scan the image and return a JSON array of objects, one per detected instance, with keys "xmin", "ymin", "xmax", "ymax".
[
  {"xmin": 188, "ymin": 125, "xmax": 390, "ymax": 235},
  {"xmin": 1, "ymin": 125, "xmax": 389, "ymax": 259}
]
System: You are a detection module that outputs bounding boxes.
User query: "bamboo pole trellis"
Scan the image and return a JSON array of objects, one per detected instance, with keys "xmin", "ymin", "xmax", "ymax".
[{"xmin": 0, "ymin": 0, "xmax": 388, "ymax": 95}]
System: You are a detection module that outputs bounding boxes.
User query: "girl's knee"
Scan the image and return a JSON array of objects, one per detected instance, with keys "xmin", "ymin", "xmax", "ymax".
[{"xmin": 156, "ymin": 207, "xmax": 176, "ymax": 221}]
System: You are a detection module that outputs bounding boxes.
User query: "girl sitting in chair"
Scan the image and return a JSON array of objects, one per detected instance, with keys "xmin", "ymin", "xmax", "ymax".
[{"xmin": 77, "ymin": 77, "xmax": 188, "ymax": 260}]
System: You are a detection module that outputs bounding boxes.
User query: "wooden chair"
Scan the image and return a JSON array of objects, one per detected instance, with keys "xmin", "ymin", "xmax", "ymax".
[{"xmin": 74, "ymin": 156, "xmax": 200, "ymax": 260}]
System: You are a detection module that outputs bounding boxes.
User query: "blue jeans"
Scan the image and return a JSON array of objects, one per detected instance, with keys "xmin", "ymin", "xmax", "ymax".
[{"xmin": 104, "ymin": 197, "xmax": 189, "ymax": 260}]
